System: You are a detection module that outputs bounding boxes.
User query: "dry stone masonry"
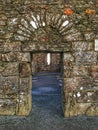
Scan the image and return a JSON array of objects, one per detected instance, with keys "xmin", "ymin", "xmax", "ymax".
[{"xmin": 0, "ymin": 0, "xmax": 98, "ymax": 117}]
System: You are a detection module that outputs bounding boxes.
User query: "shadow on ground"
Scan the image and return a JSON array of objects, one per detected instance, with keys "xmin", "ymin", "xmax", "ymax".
[{"xmin": 0, "ymin": 73, "xmax": 98, "ymax": 130}]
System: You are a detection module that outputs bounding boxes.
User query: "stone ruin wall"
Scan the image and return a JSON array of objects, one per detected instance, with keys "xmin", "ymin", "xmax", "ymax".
[{"xmin": 0, "ymin": 0, "xmax": 98, "ymax": 117}]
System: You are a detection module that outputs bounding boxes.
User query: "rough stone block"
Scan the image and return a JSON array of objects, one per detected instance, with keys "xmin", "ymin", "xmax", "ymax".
[
  {"xmin": 0, "ymin": 53, "xmax": 2, "ymax": 61},
  {"xmin": 32, "ymin": 0, "xmax": 60, "ymax": 4},
  {"xmin": 74, "ymin": 51, "xmax": 97, "ymax": 65},
  {"xmin": 20, "ymin": 76, "xmax": 32, "ymax": 93},
  {"xmin": 2, "ymin": 62, "xmax": 19, "ymax": 76},
  {"xmin": 16, "ymin": 94, "xmax": 32, "ymax": 116},
  {"xmin": 64, "ymin": 61, "xmax": 73, "ymax": 78},
  {"xmin": 78, "ymin": 77, "xmax": 93, "ymax": 91},
  {"xmin": 91, "ymin": 66, "xmax": 98, "ymax": 78},
  {"xmin": 93, "ymin": 78, "xmax": 98, "ymax": 86},
  {"xmin": 0, "ymin": 26, "xmax": 6, "ymax": 35},
  {"xmin": 18, "ymin": 52, "xmax": 30, "ymax": 62},
  {"xmin": 2, "ymin": 52, "xmax": 18, "ymax": 61},
  {"xmin": 64, "ymin": 84, "xmax": 98, "ymax": 117},
  {"xmin": 84, "ymin": 32, "xmax": 95, "ymax": 41},
  {"xmin": 0, "ymin": 76, "xmax": 19, "ymax": 98},
  {"xmin": 19, "ymin": 63, "xmax": 31, "ymax": 77},
  {"xmin": 64, "ymin": 32, "xmax": 83, "ymax": 42},
  {"xmin": 64, "ymin": 78, "xmax": 79, "ymax": 93},
  {"xmin": 0, "ymin": 80, "xmax": 4, "ymax": 98},
  {"xmin": 72, "ymin": 41, "xmax": 93, "ymax": 51},
  {"xmin": 0, "ymin": 20, "xmax": 6, "ymax": 26},
  {"xmin": 22, "ymin": 42, "xmax": 37, "ymax": 52},
  {"xmin": 64, "ymin": 53, "xmax": 74, "ymax": 61},
  {"xmin": 73, "ymin": 65, "xmax": 90, "ymax": 77},
  {"xmin": 4, "ymin": 41, "xmax": 21, "ymax": 52},
  {"xmin": 0, "ymin": 99, "xmax": 16, "ymax": 115},
  {"xmin": 64, "ymin": 77, "xmax": 94, "ymax": 93},
  {"xmin": 86, "ymin": 103, "xmax": 98, "ymax": 116},
  {"xmin": 0, "ymin": 42, "xmax": 4, "ymax": 52},
  {"xmin": 14, "ymin": 34, "xmax": 29, "ymax": 41},
  {"xmin": 0, "ymin": 62, "xmax": 4, "ymax": 74},
  {"xmin": 0, "ymin": 14, "xmax": 7, "ymax": 20},
  {"xmin": 76, "ymin": 91, "xmax": 97, "ymax": 103},
  {"xmin": 64, "ymin": 98, "xmax": 98, "ymax": 117},
  {"xmin": 2, "ymin": 52, "xmax": 30, "ymax": 62}
]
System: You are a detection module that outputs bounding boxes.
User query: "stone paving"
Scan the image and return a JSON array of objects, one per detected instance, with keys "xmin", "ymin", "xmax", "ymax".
[{"xmin": 0, "ymin": 73, "xmax": 98, "ymax": 130}]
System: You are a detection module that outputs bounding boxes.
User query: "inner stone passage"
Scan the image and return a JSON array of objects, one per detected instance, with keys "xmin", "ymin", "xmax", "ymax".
[{"xmin": 32, "ymin": 52, "xmax": 63, "ymax": 73}]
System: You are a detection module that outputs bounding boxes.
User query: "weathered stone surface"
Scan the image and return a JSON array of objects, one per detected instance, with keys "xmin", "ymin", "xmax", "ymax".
[
  {"xmin": 0, "ymin": 14, "xmax": 7, "ymax": 20},
  {"xmin": 86, "ymin": 103, "xmax": 98, "ymax": 116},
  {"xmin": 76, "ymin": 90, "xmax": 98, "ymax": 103},
  {"xmin": 64, "ymin": 32, "xmax": 83, "ymax": 42},
  {"xmin": 0, "ymin": 26, "xmax": 6, "ymax": 35},
  {"xmin": 0, "ymin": 62, "xmax": 4, "ymax": 74},
  {"xmin": 0, "ymin": 42, "xmax": 4, "ymax": 52},
  {"xmin": 14, "ymin": 35, "xmax": 30, "ymax": 41},
  {"xmin": 4, "ymin": 41, "xmax": 21, "ymax": 52},
  {"xmin": 2, "ymin": 52, "xmax": 18, "ymax": 61},
  {"xmin": 2, "ymin": 62, "xmax": 19, "ymax": 76},
  {"xmin": 72, "ymin": 41, "xmax": 93, "ymax": 51},
  {"xmin": 18, "ymin": 53, "xmax": 30, "ymax": 62},
  {"xmin": 73, "ymin": 65, "xmax": 90, "ymax": 77},
  {"xmin": 64, "ymin": 102, "xmax": 97, "ymax": 117},
  {"xmin": 32, "ymin": 0, "xmax": 61, "ymax": 4},
  {"xmin": 0, "ymin": 78, "xmax": 4, "ymax": 98},
  {"xmin": 74, "ymin": 51, "xmax": 97, "ymax": 65},
  {"xmin": 22, "ymin": 42, "xmax": 38, "ymax": 52},
  {"xmin": 91, "ymin": 66, "xmax": 98, "ymax": 78},
  {"xmin": 78, "ymin": 77, "xmax": 93, "ymax": 91},
  {"xmin": 16, "ymin": 94, "xmax": 32, "ymax": 116},
  {"xmin": 84, "ymin": 32, "xmax": 95, "ymax": 41},
  {"xmin": 64, "ymin": 53, "xmax": 74, "ymax": 61},
  {"xmin": 93, "ymin": 78, "xmax": 98, "ymax": 86},
  {"xmin": 2, "ymin": 52, "xmax": 30, "ymax": 62},
  {"xmin": 20, "ymin": 76, "xmax": 32, "ymax": 93},
  {"xmin": 22, "ymin": 41, "xmax": 71, "ymax": 52},
  {"xmin": 64, "ymin": 78, "xmax": 79, "ymax": 93},
  {"xmin": 0, "ymin": 53, "xmax": 2, "ymax": 61},
  {"xmin": 19, "ymin": 63, "xmax": 31, "ymax": 77},
  {"xmin": 0, "ymin": 99, "xmax": 16, "ymax": 115},
  {"xmin": 0, "ymin": 20, "xmax": 6, "ymax": 26},
  {"xmin": 0, "ymin": 76, "xmax": 19, "ymax": 98},
  {"xmin": 64, "ymin": 61, "xmax": 73, "ymax": 78}
]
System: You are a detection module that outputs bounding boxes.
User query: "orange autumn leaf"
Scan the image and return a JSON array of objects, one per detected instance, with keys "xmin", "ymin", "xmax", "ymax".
[
  {"xmin": 85, "ymin": 9, "xmax": 96, "ymax": 14},
  {"xmin": 64, "ymin": 8, "xmax": 73, "ymax": 15}
]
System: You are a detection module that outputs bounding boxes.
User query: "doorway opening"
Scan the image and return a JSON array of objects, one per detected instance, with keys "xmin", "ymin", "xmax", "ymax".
[
  {"xmin": 31, "ymin": 52, "xmax": 64, "ymax": 116},
  {"xmin": 31, "ymin": 52, "xmax": 63, "ymax": 74}
]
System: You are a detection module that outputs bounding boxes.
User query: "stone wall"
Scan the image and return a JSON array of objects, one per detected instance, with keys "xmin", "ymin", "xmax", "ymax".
[{"xmin": 0, "ymin": 0, "xmax": 98, "ymax": 117}]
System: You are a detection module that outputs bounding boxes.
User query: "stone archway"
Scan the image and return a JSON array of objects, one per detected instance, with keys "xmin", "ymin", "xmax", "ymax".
[
  {"xmin": 13, "ymin": 8, "xmax": 84, "ymax": 116},
  {"xmin": 0, "ymin": 2, "xmax": 98, "ymax": 117}
]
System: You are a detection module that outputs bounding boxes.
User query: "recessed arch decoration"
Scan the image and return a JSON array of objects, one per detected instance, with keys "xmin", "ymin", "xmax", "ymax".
[{"xmin": 14, "ymin": 8, "xmax": 83, "ymax": 52}]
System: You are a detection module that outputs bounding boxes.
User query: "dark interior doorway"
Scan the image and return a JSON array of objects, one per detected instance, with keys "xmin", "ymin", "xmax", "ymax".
[
  {"xmin": 31, "ymin": 52, "xmax": 63, "ymax": 74},
  {"xmin": 32, "ymin": 52, "xmax": 63, "ymax": 116}
]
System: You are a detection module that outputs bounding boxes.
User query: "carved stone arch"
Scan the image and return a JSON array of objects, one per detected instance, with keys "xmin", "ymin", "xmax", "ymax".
[{"xmin": 15, "ymin": 9, "xmax": 83, "ymax": 52}]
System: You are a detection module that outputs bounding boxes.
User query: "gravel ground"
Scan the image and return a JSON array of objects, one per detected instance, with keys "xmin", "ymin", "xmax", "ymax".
[{"xmin": 0, "ymin": 73, "xmax": 98, "ymax": 130}]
